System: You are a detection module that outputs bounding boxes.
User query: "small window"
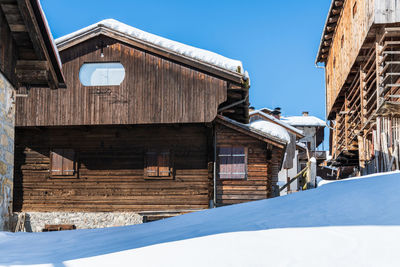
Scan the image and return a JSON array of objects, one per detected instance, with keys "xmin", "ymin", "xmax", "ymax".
[
  {"xmin": 218, "ymin": 147, "xmax": 247, "ymax": 179},
  {"xmin": 145, "ymin": 150, "xmax": 173, "ymax": 179},
  {"xmin": 79, "ymin": 62, "xmax": 125, "ymax": 86},
  {"xmin": 50, "ymin": 149, "xmax": 78, "ymax": 178}
]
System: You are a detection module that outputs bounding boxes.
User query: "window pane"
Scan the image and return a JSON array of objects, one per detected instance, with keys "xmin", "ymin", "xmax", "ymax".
[{"xmin": 79, "ymin": 63, "xmax": 125, "ymax": 86}]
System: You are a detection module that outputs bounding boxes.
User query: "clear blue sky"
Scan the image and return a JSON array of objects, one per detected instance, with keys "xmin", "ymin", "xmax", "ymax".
[{"xmin": 42, "ymin": 0, "xmax": 331, "ymax": 120}]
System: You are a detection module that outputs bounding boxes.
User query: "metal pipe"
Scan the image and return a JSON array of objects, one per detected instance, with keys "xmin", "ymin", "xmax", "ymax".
[
  {"xmin": 213, "ymin": 124, "xmax": 217, "ymax": 208},
  {"xmin": 217, "ymin": 93, "xmax": 249, "ymax": 113}
]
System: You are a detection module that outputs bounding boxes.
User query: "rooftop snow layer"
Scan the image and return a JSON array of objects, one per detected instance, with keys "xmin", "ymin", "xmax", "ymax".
[
  {"xmin": 250, "ymin": 110, "xmax": 304, "ymax": 136},
  {"xmin": 282, "ymin": 116, "xmax": 326, "ymax": 127},
  {"xmin": 55, "ymin": 19, "xmax": 245, "ymax": 75},
  {"xmin": 1, "ymin": 171, "xmax": 400, "ymax": 266},
  {"xmin": 249, "ymin": 120, "xmax": 290, "ymax": 143}
]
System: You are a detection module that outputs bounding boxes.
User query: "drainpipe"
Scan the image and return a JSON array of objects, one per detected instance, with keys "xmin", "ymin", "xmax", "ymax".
[
  {"xmin": 213, "ymin": 124, "xmax": 217, "ymax": 208},
  {"xmin": 218, "ymin": 93, "xmax": 249, "ymax": 113}
]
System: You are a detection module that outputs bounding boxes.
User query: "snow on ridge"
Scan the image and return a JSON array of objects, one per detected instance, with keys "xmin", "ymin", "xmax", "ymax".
[
  {"xmin": 55, "ymin": 19, "xmax": 245, "ymax": 75},
  {"xmin": 250, "ymin": 110, "xmax": 304, "ymax": 136},
  {"xmin": 282, "ymin": 116, "xmax": 326, "ymax": 127},
  {"xmin": 249, "ymin": 120, "xmax": 290, "ymax": 143}
]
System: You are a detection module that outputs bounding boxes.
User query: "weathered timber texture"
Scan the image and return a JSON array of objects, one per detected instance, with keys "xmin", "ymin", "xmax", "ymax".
[
  {"xmin": 0, "ymin": 7, "xmax": 18, "ymax": 84},
  {"xmin": 325, "ymin": 0, "xmax": 374, "ymax": 117},
  {"xmin": 15, "ymin": 36, "xmax": 227, "ymax": 126},
  {"xmin": 13, "ymin": 124, "xmax": 212, "ymax": 212},
  {"xmin": 215, "ymin": 123, "xmax": 281, "ymax": 206}
]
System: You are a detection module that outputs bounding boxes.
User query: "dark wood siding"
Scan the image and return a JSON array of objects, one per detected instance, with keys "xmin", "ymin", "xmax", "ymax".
[
  {"xmin": 0, "ymin": 7, "xmax": 17, "ymax": 84},
  {"xmin": 13, "ymin": 124, "xmax": 211, "ymax": 212},
  {"xmin": 215, "ymin": 123, "xmax": 279, "ymax": 206},
  {"xmin": 15, "ymin": 36, "xmax": 227, "ymax": 126}
]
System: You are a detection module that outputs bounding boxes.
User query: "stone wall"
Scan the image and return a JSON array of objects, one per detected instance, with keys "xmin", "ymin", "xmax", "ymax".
[
  {"xmin": 12, "ymin": 212, "xmax": 143, "ymax": 232},
  {"xmin": 0, "ymin": 71, "xmax": 15, "ymax": 231}
]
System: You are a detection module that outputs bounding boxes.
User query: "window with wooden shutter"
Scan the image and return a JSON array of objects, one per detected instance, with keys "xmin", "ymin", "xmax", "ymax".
[
  {"xmin": 218, "ymin": 147, "xmax": 247, "ymax": 179},
  {"xmin": 50, "ymin": 149, "xmax": 78, "ymax": 178},
  {"xmin": 145, "ymin": 150, "xmax": 172, "ymax": 179}
]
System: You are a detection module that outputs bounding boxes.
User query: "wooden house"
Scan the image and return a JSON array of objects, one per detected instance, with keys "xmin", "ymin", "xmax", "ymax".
[
  {"xmin": 0, "ymin": 0, "xmax": 64, "ymax": 231},
  {"xmin": 13, "ymin": 19, "xmax": 288, "ymax": 230},
  {"xmin": 316, "ymin": 0, "xmax": 400, "ymax": 175}
]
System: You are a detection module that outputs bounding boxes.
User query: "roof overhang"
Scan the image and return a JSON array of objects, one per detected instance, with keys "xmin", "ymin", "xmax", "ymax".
[
  {"xmin": 0, "ymin": 0, "xmax": 65, "ymax": 88},
  {"xmin": 249, "ymin": 110, "xmax": 305, "ymax": 138},
  {"xmin": 216, "ymin": 115, "xmax": 287, "ymax": 149},
  {"xmin": 315, "ymin": 0, "xmax": 346, "ymax": 64},
  {"xmin": 56, "ymin": 24, "xmax": 246, "ymax": 85}
]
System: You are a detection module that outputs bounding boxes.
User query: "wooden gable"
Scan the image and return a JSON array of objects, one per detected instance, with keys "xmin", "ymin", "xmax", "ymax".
[{"xmin": 16, "ymin": 35, "xmax": 229, "ymax": 126}]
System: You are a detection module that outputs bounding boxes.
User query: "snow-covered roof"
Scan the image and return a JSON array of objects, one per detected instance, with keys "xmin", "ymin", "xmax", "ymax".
[
  {"xmin": 249, "ymin": 110, "xmax": 304, "ymax": 137},
  {"xmin": 249, "ymin": 120, "xmax": 290, "ymax": 143},
  {"xmin": 216, "ymin": 115, "xmax": 288, "ymax": 145},
  {"xmin": 55, "ymin": 19, "xmax": 246, "ymax": 77},
  {"xmin": 281, "ymin": 116, "xmax": 326, "ymax": 127}
]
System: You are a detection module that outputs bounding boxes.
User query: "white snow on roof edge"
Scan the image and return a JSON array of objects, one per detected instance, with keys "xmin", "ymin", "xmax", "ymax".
[
  {"xmin": 55, "ymin": 19, "xmax": 246, "ymax": 75},
  {"xmin": 249, "ymin": 120, "xmax": 290, "ymax": 143},
  {"xmin": 250, "ymin": 110, "xmax": 304, "ymax": 136},
  {"xmin": 282, "ymin": 116, "xmax": 326, "ymax": 127}
]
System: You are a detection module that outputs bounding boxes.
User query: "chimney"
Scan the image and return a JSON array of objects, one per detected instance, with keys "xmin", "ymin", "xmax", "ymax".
[
  {"xmin": 272, "ymin": 107, "xmax": 281, "ymax": 120},
  {"xmin": 302, "ymin": 111, "xmax": 309, "ymax": 116},
  {"xmin": 249, "ymin": 106, "xmax": 255, "ymax": 112}
]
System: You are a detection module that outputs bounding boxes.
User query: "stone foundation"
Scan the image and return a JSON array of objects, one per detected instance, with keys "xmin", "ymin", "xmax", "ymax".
[
  {"xmin": 0, "ymin": 72, "xmax": 15, "ymax": 231},
  {"xmin": 12, "ymin": 212, "xmax": 143, "ymax": 232}
]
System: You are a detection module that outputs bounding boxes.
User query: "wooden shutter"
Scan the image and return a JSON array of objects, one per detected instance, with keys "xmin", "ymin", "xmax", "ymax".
[
  {"xmin": 146, "ymin": 152, "xmax": 159, "ymax": 177},
  {"xmin": 231, "ymin": 147, "xmax": 246, "ymax": 179},
  {"xmin": 50, "ymin": 150, "xmax": 63, "ymax": 176},
  {"xmin": 218, "ymin": 147, "xmax": 232, "ymax": 179},
  {"xmin": 50, "ymin": 149, "xmax": 76, "ymax": 177},
  {"xmin": 218, "ymin": 147, "xmax": 246, "ymax": 179},
  {"xmin": 158, "ymin": 152, "xmax": 170, "ymax": 177},
  {"xmin": 62, "ymin": 149, "xmax": 75, "ymax": 176}
]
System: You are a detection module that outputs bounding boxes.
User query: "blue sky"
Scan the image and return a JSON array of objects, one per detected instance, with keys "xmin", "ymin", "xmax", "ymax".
[{"xmin": 42, "ymin": 0, "xmax": 331, "ymax": 121}]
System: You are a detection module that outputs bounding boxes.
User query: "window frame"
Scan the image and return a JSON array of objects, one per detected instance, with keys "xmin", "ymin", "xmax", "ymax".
[
  {"xmin": 144, "ymin": 149, "xmax": 174, "ymax": 180},
  {"xmin": 217, "ymin": 146, "xmax": 248, "ymax": 180},
  {"xmin": 49, "ymin": 148, "xmax": 79, "ymax": 179},
  {"xmin": 79, "ymin": 62, "xmax": 126, "ymax": 87}
]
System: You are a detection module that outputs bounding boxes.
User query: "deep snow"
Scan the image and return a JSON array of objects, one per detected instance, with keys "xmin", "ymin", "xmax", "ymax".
[{"xmin": 1, "ymin": 171, "xmax": 400, "ymax": 266}]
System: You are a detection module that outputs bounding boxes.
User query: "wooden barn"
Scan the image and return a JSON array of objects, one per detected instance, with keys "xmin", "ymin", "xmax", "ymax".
[
  {"xmin": 12, "ymin": 19, "xmax": 288, "ymax": 230},
  {"xmin": 317, "ymin": 0, "xmax": 400, "ymax": 176},
  {"xmin": 0, "ymin": 0, "xmax": 64, "ymax": 231}
]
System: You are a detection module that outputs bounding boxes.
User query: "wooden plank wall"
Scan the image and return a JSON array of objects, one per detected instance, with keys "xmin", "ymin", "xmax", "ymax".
[
  {"xmin": 374, "ymin": 0, "xmax": 400, "ymax": 23},
  {"xmin": 215, "ymin": 123, "xmax": 279, "ymax": 206},
  {"xmin": 15, "ymin": 36, "xmax": 227, "ymax": 126},
  {"xmin": 13, "ymin": 124, "xmax": 212, "ymax": 212},
  {"xmin": 0, "ymin": 7, "xmax": 17, "ymax": 84},
  {"xmin": 325, "ymin": 0, "xmax": 374, "ymax": 117}
]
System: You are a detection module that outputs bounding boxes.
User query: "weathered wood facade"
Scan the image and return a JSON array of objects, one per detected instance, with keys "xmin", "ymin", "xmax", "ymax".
[
  {"xmin": 13, "ymin": 20, "xmax": 287, "ymax": 226},
  {"xmin": 317, "ymin": 0, "xmax": 400, "ymax": 174},
  {"xmin": 0, "ymin": 0, "xmax": 64, "ymax": 230},
  {"xmin": 14, "ymin": 124, "xmax": 211, "ymax": 212}
]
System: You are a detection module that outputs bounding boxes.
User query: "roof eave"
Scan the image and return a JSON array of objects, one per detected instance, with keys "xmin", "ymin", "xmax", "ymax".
[{"xmin": 56, "ymin": 25, "xmax": 246, "ymax": 84}]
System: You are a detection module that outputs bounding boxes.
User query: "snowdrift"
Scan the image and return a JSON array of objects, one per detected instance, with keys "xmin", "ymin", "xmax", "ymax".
[{"xmin": 1, "ymin": 171, "xmax": 400, "ymax": 266}]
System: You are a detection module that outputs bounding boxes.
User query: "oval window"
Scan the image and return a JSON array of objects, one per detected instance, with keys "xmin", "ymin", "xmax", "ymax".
[{"xmin": 79, "ymin": 62, "xmax": 125, "ymax": 86}]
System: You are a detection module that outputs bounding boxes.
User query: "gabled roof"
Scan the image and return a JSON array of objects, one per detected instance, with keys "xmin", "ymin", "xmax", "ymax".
[
  {"xmin": 216, "ymin": 115, "xmax": 287, "ymax": 149},
  {"xmin": 281, "ymin": 116, "xmax": 327, "ymax": 127},
  {"xmin": 249, "ymin": 110, "xmax": 304, "ymax": 138},
  {"xmin": 55, "ymin": 19, "xmax": 248, "ymax": 84}
]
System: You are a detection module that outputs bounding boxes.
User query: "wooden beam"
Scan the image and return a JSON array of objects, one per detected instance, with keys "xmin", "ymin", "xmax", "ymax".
[
  {"xmin": 17, "ymin": 0, "xmax": 57, "ymax": 88},
  {"xmin": 16, "ymin": 60, "xmax": 48, "ymax": 70},
  {"xmin": 9, "ymin": 23, "xmax": 26, "ymax": 32},
  {"xmin": 15, "ymin": 69, "xmax": 48, "ymax": 83}
]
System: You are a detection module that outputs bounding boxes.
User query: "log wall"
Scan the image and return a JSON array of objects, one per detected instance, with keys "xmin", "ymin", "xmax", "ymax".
[
  {"xmin": 13, "ymin": 124, "xmax": 212, "ymax": 212},
  {"xmin": 215, "ymin": 123, "xmax": 281, "ymax": 206}
]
